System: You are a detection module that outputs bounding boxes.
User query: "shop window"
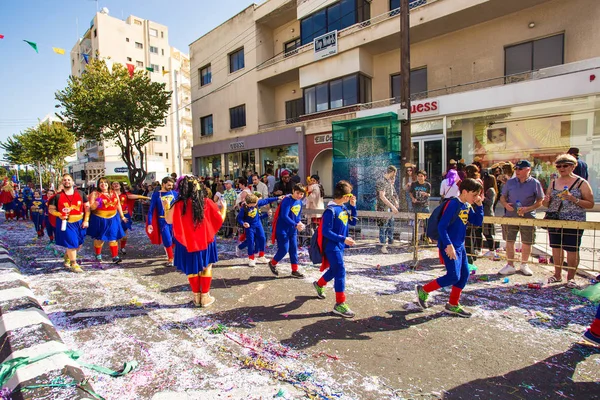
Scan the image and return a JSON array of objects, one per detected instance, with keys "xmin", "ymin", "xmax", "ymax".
[
  {"xmin": 303, "ymin": 73, "xmax": 371, "ymax": 114},
  {"xmin": 300, "ymin": 0, "xmax": 370, "ymax": 45},
  {"xmin": 230, "ymin": 105, "xmax": 246, "ymax": 129},
  {"xmin": 260, "ymin": 144, "xmax": 299, "ymax": 179},
  {"xmin": 201, "ymin": 115, "xmax": 214, "ymax": 136},
  {"xmin": 391, "ymin": 67, "xmax": 428, "ymax": 100},
  {"xmin": 505, "ymin": 34, "xmax": 564, "ymax": 78},
  {"xmin": 229, "ymin": 48, "xmax": 245, "ymax": 73},
  {"xmin": 200, "ymin": 64, "xmax": 211, "ymax": 86},
  {"xmin": 561, "ymin": 119, "xmax": 588, "ymax": 137},
  {"xmin": 285, "ymin": 98, "xmax": 304, "ymax": 122},
  {"xmin": 196, "ymin": 155, "xmax": 222, "ymax": 178},
  {"xmin": 284, "ymin": 38, "xmax": 301, "ymax": 57}
]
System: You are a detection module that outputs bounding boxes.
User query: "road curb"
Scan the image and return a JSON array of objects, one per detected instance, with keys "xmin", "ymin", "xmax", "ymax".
[{"xmin": 0, "ymin": 244, "xmax": 95, "ymax": 399}]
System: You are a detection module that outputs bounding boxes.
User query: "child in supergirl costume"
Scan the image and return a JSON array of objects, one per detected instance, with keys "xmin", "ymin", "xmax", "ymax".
[
  {"xmin": 237, "ymin": 193, "xmax": 281, "ymax": 267},
  {"xmin": 313, "ymin": 180, "xmax": 358, "ymax": 318},
  {"xmin": 415, "ymin": 178, "xmax": 484, "ymax": 318},
  {"xmin": 269, "ymin": 184, "xmax": 306, "ymax": 278},
  {"xmin": 87, "ymin": 178, "xmax": 127, "ymax": 264},
  {"xmin": 147, "ymin": 177, "xmax": 177, "ymax": 266},
  {"xmin": 111, "ymin": 181, "xmax": 150, "ymax": 254},
  {"xmin": 164, "ymin": 176, "xmax": 226, "ymax": 307},
  {"xmin": 30, "ymin": 190, "xmax": 46, "ymax": 238}
]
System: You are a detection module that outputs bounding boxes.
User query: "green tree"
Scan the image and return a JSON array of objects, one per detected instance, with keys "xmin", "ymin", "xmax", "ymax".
[
  {"xmin": 55, "ymin": 60, "xmax": 172, "ymax": 186},
  {"xmin": 0, "ymin": 134, "xmax": 30, "ymax": 165}
]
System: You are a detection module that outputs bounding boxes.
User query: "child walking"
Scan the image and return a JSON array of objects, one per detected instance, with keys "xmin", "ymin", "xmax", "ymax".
[
  {"xmin": 237, "ymin": 193, "xmax": 281, "ymax": 267},
  {"xmin": 269, "ymin": 184, "xmax": 306, "ymax": 278},
  {"xmin": 415, "ymin": 178, "xmax": 484, "ymax": 317},
  {"xmin": 313, "ymin": 180, "xmax": 357, "ymax": 318}
]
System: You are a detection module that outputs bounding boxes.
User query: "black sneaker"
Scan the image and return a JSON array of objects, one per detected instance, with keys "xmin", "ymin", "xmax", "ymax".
[
  {"xmin": 313, "ymin": 281, "xmax": 326, "ymax": 299},
  {"xmin": 415, "ymin": 284, "xmax": 430, "ymax": 309},
  {"xmin": 582, "ymin": 329, "xmax": 600, "ymax": 347},
  {"xmin": 291, "ymin": 270, "xmax": 305, "ymax": 279},
  {"xmin": 444, "ymin": 303, "xmax": 472, "ymax": 318},
  {"xmin": 333, "ymin": 303, "xmax": 355, "ymax": 318},
  {"xmin": 112, "ymin": 256, "xmax": 122, "ymax": 264},
  {"xmin": 268, "ymin": 261, "xmax": 279, "ymax": 276}
]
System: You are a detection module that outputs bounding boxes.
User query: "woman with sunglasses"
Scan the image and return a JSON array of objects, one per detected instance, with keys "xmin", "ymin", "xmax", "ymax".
[{"xmin": 542, "ymin": 153, "xmax": 594, "ymax": 288}]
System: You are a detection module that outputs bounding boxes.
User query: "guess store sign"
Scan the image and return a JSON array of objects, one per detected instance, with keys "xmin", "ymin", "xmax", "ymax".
[{"xmin": 411, "ymin": 99, "xmax": 439, "ymax": 118}]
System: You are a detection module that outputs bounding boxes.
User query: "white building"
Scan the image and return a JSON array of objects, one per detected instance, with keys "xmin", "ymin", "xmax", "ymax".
[{"xmin": 69, "ymin": 9, "xmax": 191, "ymax": 187}]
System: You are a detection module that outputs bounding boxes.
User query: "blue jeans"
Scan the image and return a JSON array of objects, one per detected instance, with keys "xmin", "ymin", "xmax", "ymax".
[{"xmin": 379, "ymin": 217, "xmax": 395, "ymax": 244}]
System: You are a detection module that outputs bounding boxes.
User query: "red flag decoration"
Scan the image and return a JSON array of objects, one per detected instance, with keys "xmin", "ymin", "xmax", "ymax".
[
  {"xmin": 126, "ymin": 63, "xmax": 135, "ymax": 78},
  {"xmin": 0, "ymin": 34, "xmax": 4, "ymax": 39}
]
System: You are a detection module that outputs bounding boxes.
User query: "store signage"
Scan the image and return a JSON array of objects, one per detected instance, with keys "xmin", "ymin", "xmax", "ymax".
[
  {"xmin": 314, "ymin": 30, "xmax": 337, "ymax": 60},
  {"xmin": 314, "ymin": 134, "xmax": 332, "ymax": 145},
  {"xmin": 229, "ymin": 141, "xmax": 245, "ymax": 150},
  {"xmin": 114, "ymin": 167, "xmax": 129, "ymax": 173},
  {"xmin": 411, "ymin": 99, "xmax": 439, "ymax": 117}
]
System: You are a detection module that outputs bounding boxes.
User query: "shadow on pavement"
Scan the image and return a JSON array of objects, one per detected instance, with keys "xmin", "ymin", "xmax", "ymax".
[{"xmin": 443, "ymin": 344, "xmax": 600, "ymax": 399}]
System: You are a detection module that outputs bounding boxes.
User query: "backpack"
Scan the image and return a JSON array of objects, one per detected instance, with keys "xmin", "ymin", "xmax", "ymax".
[{"xmin": 426, "ymin": 198, "xmax": 458, "ymax": 241}]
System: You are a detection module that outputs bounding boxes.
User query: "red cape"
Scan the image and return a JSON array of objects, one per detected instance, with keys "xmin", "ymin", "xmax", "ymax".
[
  {"xmin": 146, "ymin": 208, "xmax": 162, "ymax": 245},
  {"xmin": 173, "ymin": 199, "xmax": 223, "ymax": 252},
  {"xmin": 270, "ymin": 202, "xmax": 282, "ymax": 245},
  {"xmin": 317, "ymin": 221, "xmax": 331, "ymax": 272}
]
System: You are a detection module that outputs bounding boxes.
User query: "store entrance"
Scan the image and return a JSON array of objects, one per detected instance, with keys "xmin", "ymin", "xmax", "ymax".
[{"xmin": 412, "ymin": 135, "xmax": 444, "ymax": 197}]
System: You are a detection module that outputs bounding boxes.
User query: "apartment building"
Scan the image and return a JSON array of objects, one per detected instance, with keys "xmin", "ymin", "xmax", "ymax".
[
  {"xmin": 69, "ymin": 9, "xmax": 191, "ymax": 187},
  {"xmin": 191, "ymin": 0, "xmax": 600, "ymax": 198}
]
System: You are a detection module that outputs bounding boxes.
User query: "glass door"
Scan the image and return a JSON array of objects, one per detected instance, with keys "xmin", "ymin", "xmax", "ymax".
[{"xmin": 412, "ymin": 135, "xmax": 444, "ymax": 197}]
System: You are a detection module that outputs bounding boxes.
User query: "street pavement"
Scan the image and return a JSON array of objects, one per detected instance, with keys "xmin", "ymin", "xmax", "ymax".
[{"xmin": 1, "ymin": 219, "xmax": 599, "ymax": 400}]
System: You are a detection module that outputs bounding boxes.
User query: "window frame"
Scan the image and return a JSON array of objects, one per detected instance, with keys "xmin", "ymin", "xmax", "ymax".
[
  {"xmin": 504, "ymin": 33, "xmax": 564, "ymax": 77},
  {"xmin": 150, "ymin": 63, "xmax": 160, "ymax": 73},
  {"xmin": 200, "ymin": 64, "xmax": 212, "ymax": 86},
  {"xmin": 201, "ymin": 115, "xmax": 214, "ymax": 136},
  {"xmin": 300, "ymin": 0, "xmax": 370, "ymax": 45},
  {"xmin": 229, "ymin": 105, "xmax": 246, "ymax": 129},
  {"xmin": 284, "ymin": 38, "xmax": 301, "ymax": 57},
  {"xmin": 285, "ymin": 98, "xmax": 304, "ymax": 122},
  {"xmin": 390, "ymin": 67, "xmax": 428, "ymax": 100},
  {"xmin": 229, "ymin": 48, "xmax": 245, "ymax": 74},
  {"xmin": 135, "ymin": 42, "xmax": 143, "ymax": 49},
  {"xmin": 150, "ymin": 46, "xmax": 159, "ymax": 54},
  {"xmin": 302, "ymin": 72, "xmax": 372, "ymax": 115},
  {"xmin": 149, "ymin": 28, "xmax": 158, "ymax": 37}
]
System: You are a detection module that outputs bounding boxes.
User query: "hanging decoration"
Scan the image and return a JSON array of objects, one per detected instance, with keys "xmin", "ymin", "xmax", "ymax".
[
  {"xmin": 126, "ymin": 63, "xmax": 135, "ymax": 78},
  {"xmin": 145, "ymin": 66, "xmax": 154, "ymax": 72},
  {"xmin": 52, "ymin": 47, "xmax": 65, "ymax": 55},
  {"xmin": 0, "ymin": 34, "xmax": 4, "ymax": 39},
  {"xmin": 23, "ymin": 40, "xmax": 38, "ymax": 53},
  {"xmin": 162, "ymin": 70, "xmax": 170, "ymax": 76},
  {"xmin": 82, "ymin": 53, "xmax": 90, "ymax": 64}
]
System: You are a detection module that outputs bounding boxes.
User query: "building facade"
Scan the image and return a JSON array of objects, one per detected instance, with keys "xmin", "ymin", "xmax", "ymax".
[
  {"xmin": 190, "ymin": 0, "xmax": 600, "ymax": 198},
  {"xmin": 69, "ymin": 10, "xmax": 191, "ymax": 187}
]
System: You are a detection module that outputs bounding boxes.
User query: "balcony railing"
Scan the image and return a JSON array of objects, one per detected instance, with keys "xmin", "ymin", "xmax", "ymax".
[{"xmin": 257, "ymin": 0, "xmax": 434, "ymax": 71}]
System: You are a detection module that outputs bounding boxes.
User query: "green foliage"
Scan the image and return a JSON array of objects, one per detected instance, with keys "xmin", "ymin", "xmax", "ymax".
[
  {"xmin": 0, "ymin": 135, "xmax": 29, "ymax": 165},
  {"xmin": 55, "ymin": 59, "xmax": 172, "ymax": 186}
]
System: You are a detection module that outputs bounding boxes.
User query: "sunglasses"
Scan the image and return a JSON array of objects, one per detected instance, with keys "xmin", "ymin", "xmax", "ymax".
[
  {"xmin": 343, "ymin": 193, "xmax": 354, "ymax": 198},
  {"xmin": 556, "ymin": 164, "xmax": 573, "ymax": 169}
]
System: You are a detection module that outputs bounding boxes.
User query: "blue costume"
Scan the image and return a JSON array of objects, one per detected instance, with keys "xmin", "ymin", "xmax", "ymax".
[
  {"xmin": 319, "ymin": 203, "xmax": 357, "ymax": 295},
  {"xmin": 436, "ymin": 198, "xmax": 484, "ymax": 290},
  {"xmin": 13, "ymin": 197, "xmax": 26, "ymax": 220},
  {"xmin": 86, "ymin": 191, "xmax": 125, "ymax": 241},
  {"xmin": 22, "ymin": 187, "xmax": 33, "ymax": 219},
  {"xmin": 272, "ymin": 196, "xmax": 303, "ymax": 265},
  {"xmin": 147, "ymin": 190, "xmax": 176, "ymax": 248},
  {"xmin": 30, "ymin": 198, "xmax": 46, "ymax": 237},
  {"xmin": 237, "ymin": 197, "xmax": 278, "ymax": 257},
  {"xmin": 49, "ymin": 190, "xmax": 88, "ymax": 249}
]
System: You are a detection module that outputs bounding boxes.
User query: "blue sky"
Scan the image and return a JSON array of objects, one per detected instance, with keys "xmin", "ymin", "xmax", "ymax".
[{"xmin": 0, "ymin": 0, "xmax": 255, "ymax": 154}]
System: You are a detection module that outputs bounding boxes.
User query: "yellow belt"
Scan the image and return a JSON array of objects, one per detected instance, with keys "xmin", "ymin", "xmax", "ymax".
[
  {"xmin": 94, "ymin": 210, "xmax": 118, "ymax": 219},
  {"xmin": 68, "ymin": 215, "xmax": 84, "ymax": 223}
]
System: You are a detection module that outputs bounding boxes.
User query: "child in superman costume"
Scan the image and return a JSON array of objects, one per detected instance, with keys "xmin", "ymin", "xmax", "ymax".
[
  {"xmin": 237, "ymin": 193, "xmax": 281, "ymax": 267},
  {"xmin": 415, "ymin": 178, "xmax": 484, "ymax": 318},
  {"xmin": 269, "ymin": 184, "xmax": 306, "ymax": 278},
  {"xmin": 164, "ymin": 176, "xmax": 226, "ymax": 307},
  {"xmin": 13, "ymin": 193, "xmax": 27, "ymax": 221},
  {"xmin": 45, "ymin": 189, "xmax": 57, "ymax": 242},
  {"xmin": 313, "ymin": 180, "xmax": 358, "ymax": 318},
  {"xmin": 147, "ymin": 177, "xmax": 177, "ymax": 266},
  {"xmin": 582, "ymin": 303, "xmax": 600, "ymax": 346},
  {"xmin": 30, "ymin": 190, "xmax": 46, "ymax": 238},
  {"xmin": 22, "ymin": 186, "xmax": 33, "ymax": 220}
]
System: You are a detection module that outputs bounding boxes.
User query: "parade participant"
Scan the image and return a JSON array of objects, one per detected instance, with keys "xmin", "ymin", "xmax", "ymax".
[
  {"xmin": 48, "ymin": 173, "xmax": 90, "ymax": 273},
  {"xmin": 237, "ymin": 193, "xmax": 281, "ymax": 267},
  {"xmin": 0, "ymin": 177, "xmax": 15, "ymax": 211},
  {"xmin": 147, "ymin": 177, "xmax": 177, "ymax": 266},
  {"xmin": 45, "ymin": 189, "xmax": 56, "ymax": 242},
  {"xmin": 582, "ymin": 304, "xmax": 600, "ymax": 346},
  {"xmin": 164, "ymin": 176, "xmax": 226, "ymax": 307},
  {"xmin": 415, "ymin": 178, "xmax": 484, "ymax": 318},
  {"xmin": 22, "ymin": 184, "xmax": 34, "ymax": 220},
  {"xmin": 13, "ymin": 192, "xmax": 26, "ymax": 221},
  {"xmin": 30, "ymin": 190, "xmax": 46, "ymax": 238},
  {"xmin": 111, "ymin": 181, "xmax": 150, "ymax": 254},
  {"xmin": 313, "ymin": 180, "xmax": 357, "ymax": 318},
  {"xmin": 268, "ymin": 184, "xmax": 306, "ymax": 278},
  {"xmin": 87, "ymin": 178, "xmax": 127, "ymax": 264}
]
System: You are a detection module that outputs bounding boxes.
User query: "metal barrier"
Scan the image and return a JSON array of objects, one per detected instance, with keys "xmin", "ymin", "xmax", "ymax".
[{"xmin": 415, "ymin": 213, "xmax": 600, "ymax": 274}]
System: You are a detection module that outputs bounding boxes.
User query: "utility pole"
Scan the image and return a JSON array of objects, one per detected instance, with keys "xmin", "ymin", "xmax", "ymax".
[
  {"xmin": 400, "ymin": 0, "xmax": 412, "ymax": 172},
  {"xmin": 174, "ymin": 70, "xmax": 182, "ymax": 176}
]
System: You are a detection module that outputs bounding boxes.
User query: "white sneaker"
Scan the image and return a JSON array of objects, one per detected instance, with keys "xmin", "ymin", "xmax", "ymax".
[
  {"xmin": 483, "ymin": 250, "xmax": 495, "ymax": 258},
  {"xmin": 380, "ymin": 245, "xmax": 389, "ymax": 254},
  {"xmin": 520, "ymin": 263, "xmax": 533, "ymax": 276},
  {"xmin": 235, "ymin": 246, "xmax": 244, "ymax": 257},
  {"xmin": 256, "ymin": 256, "xmax": 269, "ymax": 264},
  {"xmin": 248, "ymin": 259, "xmax": 256, "ymax": 268},
  {"xmin": 498, "ymin": 264, "xmax": 517, "ymax": 275}
]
